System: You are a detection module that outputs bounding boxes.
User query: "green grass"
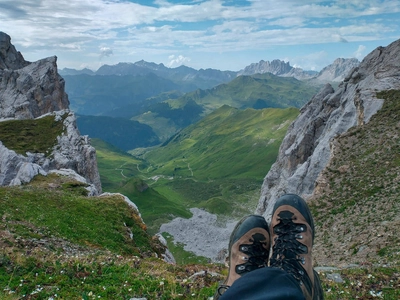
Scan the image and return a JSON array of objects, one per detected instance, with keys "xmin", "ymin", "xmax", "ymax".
[
  {"xmin": 91, "ymin": 138, "xmax": 146, "ymax": 190},
  {"xmin": 0, "ymin": 252, "xmax": 222, "ymax": 299},
  {"xmin": 142, "ymin": 106, "xmax": 298, "ymax": 180},
  {"xmin": 116, "ymin": 178, "xmax": 192, "ymax": 235},
  {"xmin": 0, "ymin": 114, "xmax": 67, "ymax": 156},
  {"xmin": 0, "ymin": 174, "xmax": 158, "ymax": 256},
  {"xmin": 0, "ymin": 174, "xmax": 222, "ymax": 299},
  {"xmin": 319, "ymin": 267, "xmax": 400, "ymax": 300}
]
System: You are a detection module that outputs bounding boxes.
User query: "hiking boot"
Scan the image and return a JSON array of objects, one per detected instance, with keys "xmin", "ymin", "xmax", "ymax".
[
  {"xmin": 214, "ymin": 215, "xmax": 270, "ymax": 299},
  {"xmin": 269, "ymin": 194, "xmax": 323, "ymax": 300}
]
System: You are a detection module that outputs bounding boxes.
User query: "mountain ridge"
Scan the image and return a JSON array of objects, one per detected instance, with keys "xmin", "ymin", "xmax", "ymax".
[{"xmin": 61, "ymin": 57, "xmax": 359, "ymax": 84}]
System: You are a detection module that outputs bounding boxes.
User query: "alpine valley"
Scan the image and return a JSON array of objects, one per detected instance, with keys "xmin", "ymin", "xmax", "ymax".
[{"xmin": 1, "ymin": 30, "xmax": 399, "ymax": 299}]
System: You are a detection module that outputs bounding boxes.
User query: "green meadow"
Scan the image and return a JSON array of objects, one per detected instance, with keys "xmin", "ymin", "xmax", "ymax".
[{"xmin": 95, "ymin": 106, "xmax": 299, "ymax": 235}]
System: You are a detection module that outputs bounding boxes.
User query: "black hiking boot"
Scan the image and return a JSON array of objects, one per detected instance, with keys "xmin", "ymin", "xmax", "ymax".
[
  {"xmin": 214, "ymin": 215, "xmax": 270, "ymax": 299},
  {"xmin": 269, "ymin": 194, "xmax": 324, "ymax": 300}
]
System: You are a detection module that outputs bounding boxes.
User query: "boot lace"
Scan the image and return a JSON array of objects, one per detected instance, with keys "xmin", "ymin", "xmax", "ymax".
[
  {"xmin": 236, "ymin": 232, "xmax": 269, "ymax": 274},
  {"xmin": 270, "ymin": 210, "xmax": 312, "ymax": 295}
]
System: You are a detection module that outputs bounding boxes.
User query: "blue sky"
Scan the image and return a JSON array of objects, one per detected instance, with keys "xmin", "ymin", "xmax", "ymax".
[{"xmin": 1, "ymin": 0, "xmax": 399, "ymax": 71}]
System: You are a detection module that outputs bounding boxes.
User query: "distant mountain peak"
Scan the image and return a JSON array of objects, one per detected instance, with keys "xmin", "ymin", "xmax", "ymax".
[
  {"xmin": 238, "ymin": 59, "xmax": 316, "ymax": 80},
  {"xmin": 239, "ymin": 59, "xmax": 292, "ymax": 76},
  {"xmin": 238, "ymin": 57, "xmax": 360, "ymax": 82},
  {"xmin": 316, "ymin": 57, "xmax": 359, "ymax": 82}
]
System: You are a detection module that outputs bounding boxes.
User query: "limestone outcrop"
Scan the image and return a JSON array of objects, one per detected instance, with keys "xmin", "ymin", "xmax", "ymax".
[
  {"xmin": 0, "ymin": 39, "xmax": 69, "ymax": 119},
  {"xmin": 256, "ymin": 39, "xmax": 400, "ymax": 220},
  {"xmin": 0, "ymin": 31, "xmax": 101, "ymax": 194}
]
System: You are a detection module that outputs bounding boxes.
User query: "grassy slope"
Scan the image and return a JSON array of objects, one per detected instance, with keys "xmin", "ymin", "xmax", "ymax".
[
  {"xmin": 129, "ymin": 106, "xmax": 298, "ymax": 221},
  {"xmin": 142, "ymin": 105, "xmax": 299, "ymax": 180},
  {"xmin": 171, "ymin": 73, "xmax": 321, "ymax": 113},
  {"xmin": 0, "ymin": 175, "xmax": 221, "ymax": 299},
  {"xmin": 310, "ymin": 90, "xmax": 400, "ymax": 267},
  {"xmin": 132, "ymin": 73, "xmax": 320, "ymax": 141},
  {"xmin": 0, "ymin": 174, "xmax": 158, "ymax": 256},
  {"xmin": 307, "ymin": 90, "xmax": 400, "ymax": 299},
  {"xmin": 92, "ymin": 139, "xmax": 192, "ymax": 235}
]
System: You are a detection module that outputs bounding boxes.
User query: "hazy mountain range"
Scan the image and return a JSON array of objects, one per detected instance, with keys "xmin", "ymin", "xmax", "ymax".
[
  {"xmin": 62, "ymin": 58, "xmax": 359, "ymax": 148},
  {"xmin": 60, "ymin": 57, "xmax": 359, "ymax": 83}
]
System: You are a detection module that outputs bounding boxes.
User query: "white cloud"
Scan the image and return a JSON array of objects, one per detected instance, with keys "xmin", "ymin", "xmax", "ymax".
[
  {"xmin": 354, "ymin": 45, "xmax": 366, "ymax": 60},
  {"xmin": 287, "ymin": 51, "xmax": 330, "ymax": 71},
  {"xmin": 167, "ymin": 55, "xmax": 191, "ymax": 67},
  {"xmin": 332, "ymin": 34, "xmax": 349, "ymax": 43},
  {"xmin": 100, "ymin": 47, "xmax": 113, "ymax": 58},
  {"xmin": 268, "ymin": 17, "xmax": 306, "ymax": 28},
  {"xmin": 0, "ymin": 0, "xmax": 398, "ymax": 70}
]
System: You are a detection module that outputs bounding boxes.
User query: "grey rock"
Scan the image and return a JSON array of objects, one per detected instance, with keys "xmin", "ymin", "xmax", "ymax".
[
  {"xmin": 256, "ymin": 38, "xmax": 400, "ymax": 220},
  {"xmin": 238, "ymin": 59, "xmax": 317, "ymax": 80},
  {"xmin": 50, "ymin": 110, "xmax": 102, "ymax": 193},
  {"xmin": 0, "ymin": 55, "xmax": 69, "ymax": 119},
  {"xmin": 156, "ymin": 234, "xmax": 176, "ymax": 264},
  {"xmin": 0, "ymin": 32, "xmax": 29, "ymax": 70},
  {"xmin": 315, "ymin": 58, "xmax": 360, "ymax": 83},
  {"xmin": 326, "ymin": 273, "xmax": 344, "ymax": 283},
  {"xmin": 159, "ymin": 208, "xmax": 238, "ymax": 262},
  {"xmin": 314, "ymin": 266, "xmax": 339, "ymax": 272},
  {"xmin": 239, "ymin": 59, "xmax": 293, "ymax": 76}
]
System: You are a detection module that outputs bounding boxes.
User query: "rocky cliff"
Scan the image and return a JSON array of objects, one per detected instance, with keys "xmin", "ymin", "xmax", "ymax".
[
  {"xmin": 0, "ymin": 32, "xmax": 101, "ymax": 194},
  {"xmin": 316, "ymin": 58, "xmax": 360, "ymax": 83},
  {"xmin": 256, "ymin": 39, "xmax": 400, "ymax": 220}
]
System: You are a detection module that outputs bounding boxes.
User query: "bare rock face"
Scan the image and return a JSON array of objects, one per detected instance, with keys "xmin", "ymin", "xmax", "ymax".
[
  {"xmin": 0, "ymin": 110, "xmax": 102, "ymax": 195},
  {"xmin": 50, "ymin": 110, "xmax": 102, "ymax": 194},
  {"xmin": 239, "ymin": 59, "xmax": 293, "ymax": 76},
  {"xmin": 0, "ymin": 32, "xmax": 101, "ymax": 194},
  {"xmin": 0, "ymin": 32, "xmax": 28, "ymax": 70},
  {"xmin": 315, "ymin": 58, "xmax": 360, "ymax": 83},
  {"xmin": 0, "ymin": 32, "xmax": 69, "ymax": 119},
  {"xmin": 256, "ymin": 39, "xmax": 400, "ymax": 220}
]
